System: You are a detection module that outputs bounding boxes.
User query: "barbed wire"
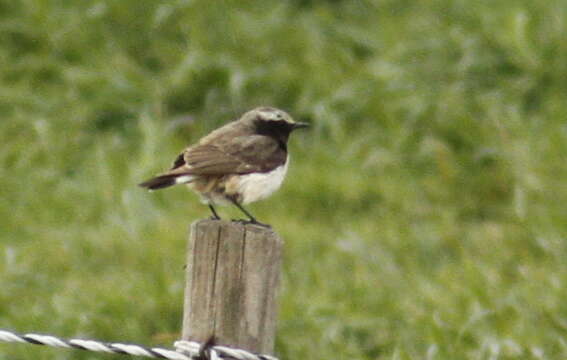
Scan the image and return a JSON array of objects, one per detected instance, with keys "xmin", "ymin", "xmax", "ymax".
[{"xmin": 0, "ymin": 329, "xmax": 278, "ymax": 360}]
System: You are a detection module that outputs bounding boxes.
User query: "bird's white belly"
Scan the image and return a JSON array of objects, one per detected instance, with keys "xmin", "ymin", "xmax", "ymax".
[{"xmin": 237, "ymin": 157, "xmax": 289, "ymax": 204}]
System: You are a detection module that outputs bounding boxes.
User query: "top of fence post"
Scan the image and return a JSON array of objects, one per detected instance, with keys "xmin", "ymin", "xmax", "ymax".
[{"xmin": 182, "ymin": 219, "xmax": 283, "ymax": 355}]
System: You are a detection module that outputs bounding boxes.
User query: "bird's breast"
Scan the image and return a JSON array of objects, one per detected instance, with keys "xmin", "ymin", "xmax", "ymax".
[{"xmin": 229, "ymin": 156, "xmax": 289, "ymax": 204}]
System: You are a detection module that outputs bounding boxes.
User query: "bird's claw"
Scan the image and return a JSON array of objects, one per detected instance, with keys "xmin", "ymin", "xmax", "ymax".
[{"xmin": 231, "ymin": 218, "xmax": 271, "ymax": 228}]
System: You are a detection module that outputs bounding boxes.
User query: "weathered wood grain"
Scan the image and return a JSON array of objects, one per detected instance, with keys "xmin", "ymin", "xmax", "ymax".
[{"xmin": 182, "ymin": 220, "xmax": 283, "ymax": 355}]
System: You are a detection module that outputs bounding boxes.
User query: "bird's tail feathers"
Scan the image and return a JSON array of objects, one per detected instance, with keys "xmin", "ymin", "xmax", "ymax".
[{"xmin": 138, "ymin": 174, "xmax": 194, "ymax": 190}]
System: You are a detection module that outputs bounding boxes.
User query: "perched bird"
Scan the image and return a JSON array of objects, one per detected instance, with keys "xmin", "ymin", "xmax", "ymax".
[{"xmin": 139, "ymin": 107, "xmax": 308, "ymax": 226}]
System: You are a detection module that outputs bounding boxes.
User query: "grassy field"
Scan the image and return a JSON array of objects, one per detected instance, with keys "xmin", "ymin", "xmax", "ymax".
[{"xmin": 1, "ymin": 0, "xmax": 567, "ymax": 359}]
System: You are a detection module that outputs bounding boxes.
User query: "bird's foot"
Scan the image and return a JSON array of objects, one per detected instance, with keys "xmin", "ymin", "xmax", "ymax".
[
  {"xmin": 208, "ymin": 204, "xmax": 221, "ymax": 221},
  {"xmin": 231, "ymin": 218, "xmax": 271, "ymax": 228}
]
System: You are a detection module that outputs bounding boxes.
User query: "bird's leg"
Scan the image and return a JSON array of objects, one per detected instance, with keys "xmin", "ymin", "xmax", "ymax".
[
  {"xmin": 229, "ymin": 198, "xmax": 270, "ymax": 227},
  {"xmin": 208, "ymin": 204, "xmax": 221, "ymax": 220}
]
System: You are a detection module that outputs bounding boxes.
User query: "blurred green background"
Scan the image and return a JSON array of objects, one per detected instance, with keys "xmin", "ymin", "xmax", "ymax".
[{"xmin": 1, "ymin": 0, "xmax": 566, "ymax": 359}]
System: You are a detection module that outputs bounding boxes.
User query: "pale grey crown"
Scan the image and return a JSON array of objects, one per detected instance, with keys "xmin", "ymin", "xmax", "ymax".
[{"xmin": 240, "ymin": 107, "xmax": 296, "ymax": 126}]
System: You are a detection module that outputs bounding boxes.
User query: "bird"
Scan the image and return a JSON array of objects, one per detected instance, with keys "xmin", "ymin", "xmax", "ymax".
[{"xmin": 139, "ymin": 107, "xmax": 309, "ymax": 226}]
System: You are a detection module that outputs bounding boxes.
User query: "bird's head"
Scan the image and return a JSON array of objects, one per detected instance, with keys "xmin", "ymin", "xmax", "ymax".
[{"xmin": 240, "ymin": 107, "xmax": 309, "ymax": 142}]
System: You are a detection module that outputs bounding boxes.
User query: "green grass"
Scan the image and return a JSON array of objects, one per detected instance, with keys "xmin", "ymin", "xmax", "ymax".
[{"xmin": 1, "ymin": 0, "xmax": 567, "ymax": 359}]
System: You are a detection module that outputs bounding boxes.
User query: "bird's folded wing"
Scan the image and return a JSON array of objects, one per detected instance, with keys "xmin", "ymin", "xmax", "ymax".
[{"xmin": 170, "ymin": 135, "xmax": 285, "ymax": 176}]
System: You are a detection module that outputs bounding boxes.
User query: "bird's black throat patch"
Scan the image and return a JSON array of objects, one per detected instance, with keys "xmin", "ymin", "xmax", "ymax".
[{"xmin": 254, "ymin": 119, "xmax": 293, "ymax": 150}]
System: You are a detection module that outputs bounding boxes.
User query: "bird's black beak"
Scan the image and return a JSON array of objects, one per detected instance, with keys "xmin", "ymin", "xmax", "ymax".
[{"xmin": 292, "ymin": 122, "xmax": 310, "ymax": 130}]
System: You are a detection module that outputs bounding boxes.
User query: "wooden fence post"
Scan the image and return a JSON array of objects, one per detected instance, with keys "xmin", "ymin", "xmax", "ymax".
[{"xmin": 182, "ymin": 219, "xmax": 283, "ymax": 355}]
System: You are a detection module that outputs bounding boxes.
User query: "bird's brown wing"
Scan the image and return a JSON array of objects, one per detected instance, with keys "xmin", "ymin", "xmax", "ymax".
[{"xmin": 170, "ymin": 135, "xmax": 286, "ymax": 176}]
